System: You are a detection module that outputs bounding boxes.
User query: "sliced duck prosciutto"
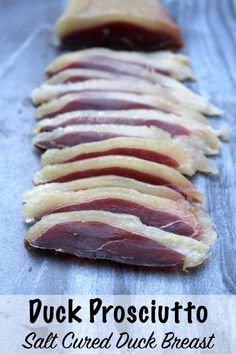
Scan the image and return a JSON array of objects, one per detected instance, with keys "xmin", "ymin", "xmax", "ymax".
[
  {"xmin": 33, "ymin": 155, "xmax": 204, "ymax": 202},
  {"xmin": 32, "ymin": 80, "xmax": 221, "ymax": 116},
  {"xmin": 33, "ymin": 124, "xmax": 169, "ymax": 150},
  {"xmin": 24, "ymin": 211, "xmax": 215, "ymax": 269},
  {"xmin": 54, "ymin": 0, "xmax": 183, "ymax": 51},
  {"xmin": 46, "ymin": 69, "xmax": 220, "ymax": 115},
  {"xmin": 46, "ymin": 48, "xmax": 192, "ymax": 81},
  {"xmin": 40, "ymin": 137, "xmax": 217, "ymax": 176},
  {"xmin": 22, "ymin": 187, "xmax": 207, "ymax": 240},
  {"xmin": 23, "ymin": 176, "xmax": 184, "ymax": 204},
  {"xmin": 34, "ymin": 110, "xmax": 223, "ymax": 155},
  {"xmin": 35, "ymin": 92, "xmax": 204, "ymax": 120}
]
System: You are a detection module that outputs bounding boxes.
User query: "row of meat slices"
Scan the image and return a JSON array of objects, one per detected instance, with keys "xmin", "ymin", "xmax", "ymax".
[{"xmin": 23, "ymin": 47, "xmax": 225, "ymax": 270}]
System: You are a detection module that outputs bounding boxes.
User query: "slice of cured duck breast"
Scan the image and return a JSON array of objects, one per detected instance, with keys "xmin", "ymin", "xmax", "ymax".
[
  {"xmin": 35, "ymin": 91, "xmax": 205, "ymax": 120},
  {"xmin": 33, "ymin": 155, "xmax": 204, "ymax": 202},
  {"xmin": 40, "ymin": 137, "xmax": 217, "ymax": 176},
  {"xmin": 34, "ymin": 109, "xmax": 223, "ymax": 155},
  {"xmin": 24, "ymin": 211, "xmax": 215, "ymax": 270},
  {"xmin": 46, "ymin": 48, "xmax": 190, "ymax": 80},
  {"xmin": 22, "ymin": 186, "xmax": 213, "ymax": 244},
  {"xmin": 46, "ymin": 68, "xmax": 153, "ymax": 85},
  {"xmin": 23, "ymin": 176, "xmax": 185, "ymax": 203},
  {"xmin": 33, "ymin": 124, "xmax": 170, "ymax": 150},
  {"xmin": 32, "ymin": 80, "xmax": 221, "ymax": 116},
  {"xmin": 47, "ymin": 68, "xmax": 220, "ymax": 116}
]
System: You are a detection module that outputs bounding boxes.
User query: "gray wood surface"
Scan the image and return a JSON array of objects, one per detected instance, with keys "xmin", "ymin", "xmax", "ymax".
[{"xmin": 0, "ymin": 0, "xmax": 235, "ymax": 295}]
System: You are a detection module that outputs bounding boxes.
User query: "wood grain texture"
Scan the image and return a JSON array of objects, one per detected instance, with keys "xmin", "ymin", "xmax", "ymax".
[{"xmin": 0, "ymin": 0, "xmax": 235, "ymax": 295}]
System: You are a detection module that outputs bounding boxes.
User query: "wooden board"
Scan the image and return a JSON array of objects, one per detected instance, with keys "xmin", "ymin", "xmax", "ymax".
[{"xmin": 0, "ymin": 0, "xmax": 235, "ymax": 295}]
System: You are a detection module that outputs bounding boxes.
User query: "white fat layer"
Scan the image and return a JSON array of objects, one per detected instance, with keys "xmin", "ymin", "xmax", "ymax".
[{"xmin": 23, "ymin": 176, "xmax": 184, "ymax": 203}]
